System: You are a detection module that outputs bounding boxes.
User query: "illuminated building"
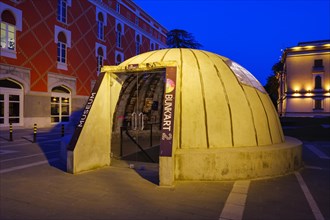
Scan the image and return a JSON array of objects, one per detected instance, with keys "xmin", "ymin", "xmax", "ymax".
[
  {"xmin": 278, "ymin": 40, "xmax": 330, "ymax": 117},
  {"xmin": 0, "ymin": 0, "xmax": 167, "ymax": 127}
]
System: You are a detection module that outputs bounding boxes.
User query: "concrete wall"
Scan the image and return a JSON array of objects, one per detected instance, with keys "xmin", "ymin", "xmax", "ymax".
[
  {"xmin": 174, "ymin": 136, "xmax": 302, "ymax": 181},
  {"xmin": 68, "ymin": 73, "xmax": 114, "ymax": 173}
]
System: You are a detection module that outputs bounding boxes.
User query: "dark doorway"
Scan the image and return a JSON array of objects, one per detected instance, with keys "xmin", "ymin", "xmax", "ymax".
[{"xmin": 111, "ymin": 71, "xmax": 166, "ymax": 163}]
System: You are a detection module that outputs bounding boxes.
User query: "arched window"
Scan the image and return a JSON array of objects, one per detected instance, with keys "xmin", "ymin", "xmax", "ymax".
[
  {"xmin": 136, "ymin": 35, "xmax": 141, "ymax": 55},
  {"xmin": 51, "ymin": 86, "xmax": 71, "ymax": 123},
  {"xmin": 97, "ymin": 12, "xmax": 104, "ymax": 40},
  {"xmin": 97, "ymin": 47, "xmax": 104, "ymax": 74},
  {"xmin": 116, "ymin": 23, "xmax": 122, "ymax": 48},
  {"xmin": 57, "ymin": 32, "xmax": 67, "ymax": 64},
  {"xmin": 116, "ymin": 2, "xmax": 120, "ymax": 13},
  {"xmin": 314, "ymin": 75, "xmax": 322, "ymax": 89},
  {"xmin": 57, "ymin": 0, "xmax": 68, "ymax": 23},
  {"xmin": 1, "ymin": 10, "xmax": 16, "ymax": 50},
  {"xmin": 0, "ymin": 79, "xmax": 23, "ymax": 125},
  {"xmin": 116, "ymin": 53, "xmax": 122, "ymax": 65}
]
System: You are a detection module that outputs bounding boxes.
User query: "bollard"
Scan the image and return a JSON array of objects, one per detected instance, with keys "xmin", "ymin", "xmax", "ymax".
[
  {"xmin": 120, "ymin": 126, "xmax": 123, "ymax": 157},
  {"xmin": 33, "ymin": 123, "xmax": 37, "ymax": 143},
  {"xmin": 61, "ymin": 124, "xmax": 64, "ymax": 137},
  {"xmin": 150, "ymin": 123, "xmax": 153, "ymax": 148},
  {"xmin": 9, "ymin": 123, "xmax": 13, "ymax": 141}
]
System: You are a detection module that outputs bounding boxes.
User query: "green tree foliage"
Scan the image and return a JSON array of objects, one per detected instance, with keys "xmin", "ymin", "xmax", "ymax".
[
  {"xmin": 166, "ymin": 29, "xmax": 202, "ymax": 49},
  {"xmin": 264, "ymin": 61, "xmax": 283, "ymax": 109}
]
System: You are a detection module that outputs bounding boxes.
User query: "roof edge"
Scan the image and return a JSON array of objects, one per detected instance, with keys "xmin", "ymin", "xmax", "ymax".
[{"xmin": 101, "ymin": 61, "xmax": 178, "ymax": 73}]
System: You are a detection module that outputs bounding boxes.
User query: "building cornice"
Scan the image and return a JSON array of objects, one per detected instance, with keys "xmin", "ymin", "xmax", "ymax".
[
  {"xmin": 286, "ymin": 51, "xmax": 330, "ymax": 58},
  {"xmin": 282, "ymin": 42, "xmax": 330, "ymax": 61}
]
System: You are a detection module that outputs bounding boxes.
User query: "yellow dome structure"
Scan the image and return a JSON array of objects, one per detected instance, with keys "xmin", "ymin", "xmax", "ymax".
[
  {"xmin": 65, "ymin": 49, "xmax": 302, "ymax": 186},
  {"xmin": 120, "ymin": 48, "xmax": 283, "ymax": 148}
]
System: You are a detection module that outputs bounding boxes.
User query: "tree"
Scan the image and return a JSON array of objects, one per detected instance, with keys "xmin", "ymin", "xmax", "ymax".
[
  {"xmin": 166, "ymin": 29, "xmax": 202, "ymax": 49},
  {"xmin": 264, "ymin": 61, "xmax": 283, "ymax": 110}
]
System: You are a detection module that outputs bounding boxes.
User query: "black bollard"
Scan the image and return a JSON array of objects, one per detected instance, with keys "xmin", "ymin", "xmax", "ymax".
[
  {"xmin": 120, "ymin": 126, "xmax": 123, "ymax": 157},
  {"xmin": 33, "ymin": 123, "xmax": 37, "ymax": 143},
  {"xmin": 61, "ymin": 124, "xmax": 64, "ymax": 137},
  {"xmin": 150, "ymin": 123, "xmax": 153, "ymax": 148},
  {"xmin": 9, "ymin": 123, "xmax": 13, "ymax": 141}
]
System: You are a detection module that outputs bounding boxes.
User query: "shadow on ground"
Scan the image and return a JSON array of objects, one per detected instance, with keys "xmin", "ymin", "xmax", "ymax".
[
  {"xmin": 34, "ymin": 108, "xmax": 161, "ymax": 185},
  {"xmin": 121, "ymin": 146, "xmax": 160, "ymax": 185},
  {"xmin": 36, "ymin": 109, "xmax": 83, "ymax": 172}
]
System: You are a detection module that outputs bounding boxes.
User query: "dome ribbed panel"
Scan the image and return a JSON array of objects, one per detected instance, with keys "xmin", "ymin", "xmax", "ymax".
[
  {"xmin": 205, "ymin": 52, "xmax": 257, "ymax": 147},
  {"xmin": 193, "ymin": 51, "xmax": 233, "ymax": 148},
  {"xmin": 180, "ymin": 49, "xmax": 207, "ymax": 149},
  {"xmin": 243, "ymin": 86, "xmax": 272, "ymax": 145},
  {"xmin": 258, "ymin": 92, "xmax": 283, "ymax": 144},
  {"xmin": 142, "ymin": 49, "xmax": 169, "ymax": 63}
]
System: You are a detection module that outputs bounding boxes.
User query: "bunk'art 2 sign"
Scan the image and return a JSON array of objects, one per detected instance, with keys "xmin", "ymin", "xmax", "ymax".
[{"xmin": 160, "ymin": 67, "xmax": 177, "ymax": 157}]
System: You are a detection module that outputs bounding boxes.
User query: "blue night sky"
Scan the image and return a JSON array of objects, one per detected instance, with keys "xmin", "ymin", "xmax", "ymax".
[{"xmin": 134, "ymin": 0, "xmax": 330, "ymax": 85}]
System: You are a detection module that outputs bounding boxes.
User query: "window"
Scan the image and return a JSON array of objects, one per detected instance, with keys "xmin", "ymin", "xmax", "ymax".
[
  {"xmin": 54, "ymin": 26, "xmax": 71, "ymax": 70},
  {"xmin": 97, "ymin": 12, "xmax": 104, "ymax": 40},
  {"xmin": 115, "ymin": 52, "xmax": 123, "ymax": 65},
  {"xmin": 51, "ymin": 86, "xmax": 71, "ymax": 123},
  {"xmin": 57, "ymin": 0, "xmax": 67, "ymax": 23},
  {"xmin": 97, "ymin": 47, "xmax": 104, "ymax": 74},
  {"xmin": 314, "ymin": 59, "xmax": 323, "ymax": 67},
  {"xmin": 314, "ymin": 99, "xmax": 323, "ymax": 110},
  {"xmin": 57, "ymin": 32, "xmax": 67, "ymax": 64},
  {"xmin": 136, "ymin": 35, "xmax": 141, "ymax": 55},
  {"xmin": 95, "ymin": 42, "xmax": 106, "ymax": 72},
  {"xmin": 116, "ymin": 23, "xmax": 122, "ymax": 48},
  {"xmin": 314, "ymin": 75, "xmax": 322, "ymax": 89},
  {"xmin": 150, "ymin": 43, "xmax": 154, "ymax": 51},
  {"xmin": 1, "ymin": 10, "xmax": 16, "ymax": 51},
  {"xmin": 0, "ymin": 79, "xmax": 23, "ymax": 126},
  {"xmin": 135, "ymin": 16, "xmax": 139, "ymax": 25},
  {"xmin": 116, "ymin": 2, "xmax": 120, "ymax": 13}
]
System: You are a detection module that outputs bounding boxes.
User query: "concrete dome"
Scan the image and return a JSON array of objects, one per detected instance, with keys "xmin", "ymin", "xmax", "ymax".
[
  {"xmin": 66, "ymin": 48, "xmax": 301, "ymax": 185},
  {"xmin": 119, "ymin": 48, "xmax": 284, "ymax": 149}
]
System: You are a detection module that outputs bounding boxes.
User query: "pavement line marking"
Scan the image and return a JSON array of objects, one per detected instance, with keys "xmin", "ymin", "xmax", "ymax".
[
  {"xmin": 0, "ymin": 138, "xmax": 62, "ymax": 148},
  {"xmin": 0, "ymin": 149, "xmax": 18, "ymax": 155},
  {"xmin": 1, "ymin": 150, "xmax": 60, "ymax": 162},
  {"xmin": 295, "ymin": 172, "xmax": 325, "ymax": 220},
  {"xmin": 219, "ymin": 180, "xmax": 250, "ymax": 220},
  {"xmin": 0, "ymin": 138, "xmax": 27, "ymax": 144},
  {"xmin": 0, "ymin": 158, "xmax": 59, "ymax": 174},
  {"xmin": 305, "ymin": 165, "xmax": 323, "ymax": 170},
  {"xmin": 305, "ymin": 144, "xmax": 330, "ymax": 160}
]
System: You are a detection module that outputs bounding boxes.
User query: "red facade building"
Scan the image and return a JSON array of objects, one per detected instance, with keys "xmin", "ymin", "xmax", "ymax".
[{"xmin": 0, "ymin": 0, "xmax": 167, "ymax": 127}]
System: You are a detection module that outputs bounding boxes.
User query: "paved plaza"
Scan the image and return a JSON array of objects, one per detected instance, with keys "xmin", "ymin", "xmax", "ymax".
[{"xmin": 0, "ymin": 124, "xmax": 329, "ymax": 220}]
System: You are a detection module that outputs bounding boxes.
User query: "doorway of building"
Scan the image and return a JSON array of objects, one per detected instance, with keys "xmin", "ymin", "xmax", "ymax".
[
  {"xmin": 0, "ymin": 79, "xmax": 23, "ymax": 127},
  {"xmin": 111, "ymin": 71, "xmax": 165, "ymax": 163},
  {"xmin": 51, "ymin": 86, "xmax": 71, "ymax": 124}
]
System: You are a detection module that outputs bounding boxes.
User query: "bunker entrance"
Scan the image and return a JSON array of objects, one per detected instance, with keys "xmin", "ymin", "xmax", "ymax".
[{"xmin": 111, "ymin": 70, "xmax": 166, "ymax": 163}]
